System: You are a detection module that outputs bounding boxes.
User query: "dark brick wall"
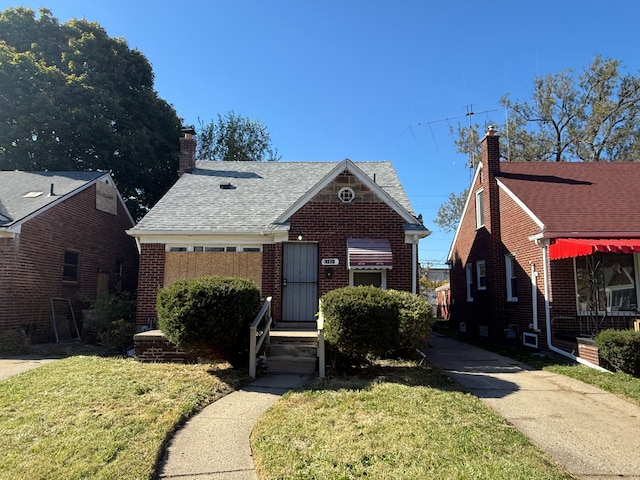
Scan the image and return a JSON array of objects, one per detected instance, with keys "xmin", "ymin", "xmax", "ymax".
[
  {"xmin": 0, "ymin": 183, "xmax": 138, "ymax": 342},
  {"xmin": 449, "ymin": 132, "xmax": 590, "ymax": 353}
]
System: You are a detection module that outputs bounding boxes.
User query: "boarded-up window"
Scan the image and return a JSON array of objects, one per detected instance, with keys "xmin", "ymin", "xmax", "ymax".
[{"xmin": 164, "ymin": 251, "xmax": 262, "ymax": 289}]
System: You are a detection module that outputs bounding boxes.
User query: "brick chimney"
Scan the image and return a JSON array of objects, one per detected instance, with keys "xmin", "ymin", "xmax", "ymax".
[
  {"xmin": 480, "ymin": 126, "xmax": 501, "ymax": 237},
  {"xmin": 481, "ymin": 127, "xmax": 507, "ymax": 333},
  {"xmin": 178, "ymin": 127, "xmax": 196, "ymax": 177},
  {"xmin": 481, "ymin": 125, "xmax": 500, "ymax": 179}
]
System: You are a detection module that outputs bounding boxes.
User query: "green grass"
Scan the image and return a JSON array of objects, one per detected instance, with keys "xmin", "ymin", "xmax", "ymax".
[
  {"xmin": 251, "ymin": 361, "xmax": 572, "ymax": 480},
  {"xmin": 0, "ymin": 355, "xmax": 248, "ymax": 480},
  {"xmin": 545, "ymin": 364, "xmax": 640, "ymax": 406}
]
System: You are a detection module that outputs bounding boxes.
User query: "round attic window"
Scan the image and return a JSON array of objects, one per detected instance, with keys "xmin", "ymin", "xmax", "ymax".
[{"xmin": 338, "ymin": 187, "xmax": 355, "ymax": 203}]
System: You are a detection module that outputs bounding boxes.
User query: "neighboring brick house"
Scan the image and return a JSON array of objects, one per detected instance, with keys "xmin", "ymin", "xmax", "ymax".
[
  {"xmin": 128, "ymin": 132, "xmax": 430, "ymax": 329},
  {"xmin": 0, "ymin": 171, "xmax": 138, "ymax": 343},
  {"xmin": 448, "ymin": 127, "xmax": 640, "ymax": 363}
]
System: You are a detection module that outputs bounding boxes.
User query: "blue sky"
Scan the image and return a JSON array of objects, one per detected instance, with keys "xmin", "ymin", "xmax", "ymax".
[{"xmin": 3, "ymin": 0, "xmax": 639, "ymax": 267}]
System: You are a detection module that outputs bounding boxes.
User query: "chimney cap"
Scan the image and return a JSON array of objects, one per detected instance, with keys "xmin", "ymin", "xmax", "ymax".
[
  {"xmin": 181, "ymin": 126, "xmax": 196, "ymax": 137},
  {"xmin": 487, "ymin": 125, "xmax": 497, "ymax": 135}
]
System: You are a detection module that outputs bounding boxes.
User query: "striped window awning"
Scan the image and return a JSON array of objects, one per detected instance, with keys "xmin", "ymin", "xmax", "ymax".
[{"xmin": 347, "ymin": 238, "xmax": 393, "ymax": 269}]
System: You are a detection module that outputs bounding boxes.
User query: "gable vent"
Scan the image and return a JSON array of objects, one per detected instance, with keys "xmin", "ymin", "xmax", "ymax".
[{"xmin": 219, "ymin": 182, "xmax": 235, "ymax": 190}]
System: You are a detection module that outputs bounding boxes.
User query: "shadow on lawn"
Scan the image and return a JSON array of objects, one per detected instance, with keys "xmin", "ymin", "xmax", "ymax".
[{"xmin": 306, "ymin": 360, "xmax": 462, "ymax": 393}]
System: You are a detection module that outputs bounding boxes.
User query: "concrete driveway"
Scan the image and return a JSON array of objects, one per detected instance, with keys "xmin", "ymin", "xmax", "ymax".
[{"xmin": 427, "ymin": 332, "xmax": 640, "ymax": 480}]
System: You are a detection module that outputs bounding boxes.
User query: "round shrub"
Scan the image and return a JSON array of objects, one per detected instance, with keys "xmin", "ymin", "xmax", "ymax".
[
  {"xmin": 387, "ymin": 289, "xmax": 435, "ymax": 354},
  {"xmin": 321, "ymin": 286, "xmax": 400, "ymax": 362},
  {"xmin": 156, "ymin": 276, "xmax": 260, "ymax": 364},
  {"xmin": 594, "ymin": 329, "xmax": 640, "ymax": 376}
]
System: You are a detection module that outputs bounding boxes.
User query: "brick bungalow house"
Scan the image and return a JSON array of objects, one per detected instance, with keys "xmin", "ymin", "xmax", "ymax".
[
  {"xmin": 0, "ymin": 171, "xmax": 138, "ymax": 343},
  {"xmin": 128, "ymin": 131, "xmax": 430, "ymax": 330},
  {"xmin": 448, "ymin": 127, "xmax": 640, "ymax": 365}
]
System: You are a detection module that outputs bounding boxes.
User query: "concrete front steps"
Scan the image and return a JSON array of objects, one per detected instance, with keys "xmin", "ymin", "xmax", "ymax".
[{"xmin": 267, "ymin": 322, "xmax": 318, "ymax": 375}]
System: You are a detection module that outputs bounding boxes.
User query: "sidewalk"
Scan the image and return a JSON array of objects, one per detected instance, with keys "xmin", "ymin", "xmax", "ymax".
[
  {"xmin": 426, "ymin": 332, "xmax": 640, "ymax": 480},
  {"xmin": 157, "ymin": 373, "xmax": 311, "ymax": 480}
]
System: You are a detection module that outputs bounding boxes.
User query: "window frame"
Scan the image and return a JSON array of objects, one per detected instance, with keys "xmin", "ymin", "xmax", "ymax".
[
  {"xmin": 62, "ymin": 250, "xmax": 80, "ymax": 282},
  {"xmin": 350, "ymin": 269, "xmax": 387, "ymax": 289},
  {"xmin": 475, "ymin": 188, "xmax": 485, "ymax": 229},
  {"xmin": 465, "ymin": 263, "xmax": 474, "ymax": 301},
  {"xmin": 476, "ymin": 260, "xmax": 487, "ymax": 290},
  {"xmin": 505, "ymin": 254, "xmax": 518, "ymax": 302}
]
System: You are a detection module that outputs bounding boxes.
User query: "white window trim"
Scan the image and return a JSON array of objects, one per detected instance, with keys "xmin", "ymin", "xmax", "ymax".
[
  {"xmin": 506, "ymin": 254, "xmax": 518, "ymax": 302},
  {"xmin": 475, "ymin": 188, "xmax": 485, "ymax": 229},
  {"xmin": 349, "ymin": 269, "xmax": 387, "ymax": 289},
  {"xmin": 465, "ymin": 264, "xmax": 473, "ymax": 301},
  {"xmin": 166, "ymin": 245, "xmax": 262, "ymax": 252},
  {"xmin": 338, "ymin": 187, "xmax": 355, "ymax": 203},
  {"xmin": 476, "ymin": 260, "xmax": 487, "ymax": 290}
]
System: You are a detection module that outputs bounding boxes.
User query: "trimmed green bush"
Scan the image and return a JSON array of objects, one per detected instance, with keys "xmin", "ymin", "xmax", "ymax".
[
  {"xmin": 595, "ymin": 329, "xmax": 640, "ymax": 376},
  {"xmin": 387, "ymin": 289, "xmax": 435, "ymax": 354},
  {"xmin": 156, "ymin": 276, "xmax": 260, "ymax": 364},
  {"xmin": 322, "ymin": 286, "xmax": 400, "ymax": 363},
  {"xmin": 83, "ymin": 292, "xmax": 136, "ymax": 352}
]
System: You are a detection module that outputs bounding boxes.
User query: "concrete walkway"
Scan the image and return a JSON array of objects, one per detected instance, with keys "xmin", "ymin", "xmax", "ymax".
[
  {"xmin": 0, "ymin": 356, "xmax": 56, "ymax": 380},
  {"xmin": 426, "ymin": 332, "xmax": 640, "ymax": 480},
  {"xmin": 158, "ymin": 374, "xmax": 311, "ymax": 480},
  {"xmin": 4, "ymin": 338, "xmax": 640, "ymax": 479}
]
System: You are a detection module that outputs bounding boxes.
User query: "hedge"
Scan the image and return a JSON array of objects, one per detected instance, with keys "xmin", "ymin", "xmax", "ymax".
[
  {"xmin": 321, "ymin": 286, "xmax": 433, "ymax": 366},
  {"xmin": 156, "ymin": 276, "xmax": 260, "ymax": 364},
  {"xmin": 595, "ymin": 329, "xmax": 640, "ymax": 376}
]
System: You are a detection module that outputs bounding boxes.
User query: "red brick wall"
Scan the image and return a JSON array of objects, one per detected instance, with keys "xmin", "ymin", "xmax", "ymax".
[
  {"xmin": 0, "ymin": 183, "xmax": 138, "ymax": 342},
  {"xmin": 260, "ymin": 189, "xmax": 417, "ymax": 322},
  {"xmin": 133, "ymin": 330, "xmax": 186, "ymax": 363},
  {"xmin": 137, "ymin": 172, "xmax": 420, "ymax": 325},
  {"xmin": 449, "ymin": 133, "xmax": 586, "ymax": 352},
  {"xmin": 135, "ymin": 243, "xmax": 165, "ymax": 329}
]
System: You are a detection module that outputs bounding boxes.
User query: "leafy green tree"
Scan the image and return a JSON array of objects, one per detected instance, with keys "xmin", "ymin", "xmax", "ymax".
[
  {"xmin": 434, "ymin": 188, "xmax": 468, "ymax": 233},
  {"xmin": 440, "ymin": 56, "xmax": 640, "ymax": 232},
  {"xmin": 453, "ymin": 56, "xmax": 640, "ymax": 164},
  {"xmin": 0, "ymin": 7, "xmax": 182, "ymax": 219},
  {"xmin": 197, "ymin": 112, "xmax": 281, "ymax": 161}
]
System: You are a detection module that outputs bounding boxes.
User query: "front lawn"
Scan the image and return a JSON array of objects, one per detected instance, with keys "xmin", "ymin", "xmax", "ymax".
[
  {"xmin": 251, "ymin": 361, "xmax": 572, "ymax": 480},
  {"xmin": 0, "ymin": 356, "xmax": 247, "ymax": 480}
]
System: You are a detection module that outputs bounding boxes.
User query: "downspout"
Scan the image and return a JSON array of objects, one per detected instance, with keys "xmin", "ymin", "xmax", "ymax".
[
  {"xmin": 530, "ymin": 262, "xmax": 539, "ymax": 331},
  {"xmin": 411, "ymin": 238, "xmax": 417, "ymax": 294},
  {"xmin": 540, "ymin": 239, "xmax": 609, "ymax": 372}
]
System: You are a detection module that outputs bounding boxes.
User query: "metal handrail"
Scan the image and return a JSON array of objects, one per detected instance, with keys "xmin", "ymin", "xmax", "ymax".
[{"xmin": 249, "ymin": 296, "xmax": 272, "ymax": 378}]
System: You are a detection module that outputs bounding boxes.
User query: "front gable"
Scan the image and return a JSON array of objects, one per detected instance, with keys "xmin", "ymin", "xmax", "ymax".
[{"xmin": 275, "ymin": 159, "xmax": 427, "ymax": 241}]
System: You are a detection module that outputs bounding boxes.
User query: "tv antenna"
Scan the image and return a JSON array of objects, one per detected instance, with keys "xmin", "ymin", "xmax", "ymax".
[{"xmin": 409, "ymin": 105, "xmax": 501, "ymax": 170}]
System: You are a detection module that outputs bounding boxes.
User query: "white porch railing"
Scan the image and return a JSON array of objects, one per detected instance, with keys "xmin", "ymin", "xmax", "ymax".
[
  {"xmin": 249, "ymin": 296, "xmax": 272, "ymax": 378},
  {"xmin": 317, "ymin": 306, "xmax": 325, "ymax": 379},
  {"xmin": 249, "ymin": 296, "xmax": 326, "ymax": 379}
]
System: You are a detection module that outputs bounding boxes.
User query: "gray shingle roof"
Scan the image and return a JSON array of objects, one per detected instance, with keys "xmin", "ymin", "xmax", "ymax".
[
  {"xmin": 0, "ymin": 171, "xmax": 104, "ymax": 226},
  {"xmin": 132, "ymin": 160, "xmax": 416, "ymax": 234}
]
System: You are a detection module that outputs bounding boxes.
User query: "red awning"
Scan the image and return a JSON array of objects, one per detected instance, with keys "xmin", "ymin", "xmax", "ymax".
[
  {"xmin": 549, "ymin": 238, "xmax": 640, "ymax": 260},
  {"xmin": 347, "ymin": 238, "xmax": 393, "ymax": 269}
]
